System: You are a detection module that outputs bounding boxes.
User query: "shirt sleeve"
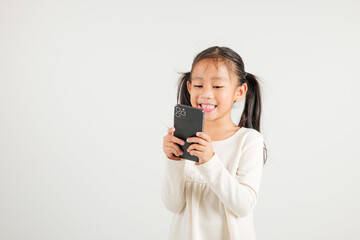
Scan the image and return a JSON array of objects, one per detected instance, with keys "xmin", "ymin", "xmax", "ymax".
[
  {"xmin": 195, "ymin": 132, "xmax": 264, "ymax": 218},
  {"xmin": 161, "ymin": 158, "xmax": 186, "ymax": 214}
]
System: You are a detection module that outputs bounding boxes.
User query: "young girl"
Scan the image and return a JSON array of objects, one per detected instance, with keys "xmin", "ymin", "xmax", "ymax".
[{"xmin": 162, "ymin": 46, "xmax": 268, "ymax": 240}]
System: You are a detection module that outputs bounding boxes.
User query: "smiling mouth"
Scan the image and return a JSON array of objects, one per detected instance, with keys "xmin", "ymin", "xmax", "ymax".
[{"xmin": 199, "ymin": 104, "xmax": 217, "ymax": 112}]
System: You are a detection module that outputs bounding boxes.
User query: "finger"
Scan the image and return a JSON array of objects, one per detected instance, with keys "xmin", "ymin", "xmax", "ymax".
[
  {"xmin": 188, "ymin": 149, "xmax": 200, "ymax": 157},
  {"xmin": 167, "ymin": 127, "xmax": 175, "ymax": 136},
  {"xmin": 187, "ymin": 137, "xmax": 207, "ymax": 146},
  {"xmin": 165, "ymin": 144, "xmax": 183, "ymax": 156},
  {"xmin": 172, "ymin": 146, "xmax": 183, "ymax": 156},
  {"xmin": 167, "ymin": 152, "xmax": 182, "ymax": 160},
  {"xmin": 164, "ymin": 131, "xmax": 185, "ymax": 146},
  {"xmin": 169, "ymin": 135, "xmax": 185, "ymax": 146},
  {"xmin": 164, "ymin": 142, "xmax": 183, "ymax": 154},
  {"xmin": 171, "ymin": 156, "xmax": 182, "ymax": 160},
  {"xmin": 187, "ymin": 144, "xmax": 205, "ymax": 153},
  {"xmin": 196, "ymin": 132, "xmax": 211, "ymax": 142}
]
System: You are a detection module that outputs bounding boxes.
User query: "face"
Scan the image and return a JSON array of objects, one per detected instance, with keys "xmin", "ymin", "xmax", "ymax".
[{"xmin": 187, "ymin": 59, "xmax": 247, "ymax": 121}]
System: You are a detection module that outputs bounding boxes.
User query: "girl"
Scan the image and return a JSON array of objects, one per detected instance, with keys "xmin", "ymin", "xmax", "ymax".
[{"xmin": 162, "ymin": 46, "xmax": 268, "ymax": 240}]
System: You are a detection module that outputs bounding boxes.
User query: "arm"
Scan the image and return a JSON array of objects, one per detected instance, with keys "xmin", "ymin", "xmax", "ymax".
[
  {"xmin": 196, "ymin": 133, "xmax": 264, "ymax": 217},
  {"xmin": 161, "ymin": 158, "xmax": 186, "ymax": 213}
]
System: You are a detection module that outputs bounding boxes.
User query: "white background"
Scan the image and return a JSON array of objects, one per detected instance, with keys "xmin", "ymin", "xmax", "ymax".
[{"xmin": 0, "ymin": 0, "xmax": 359, "ymax": 239}]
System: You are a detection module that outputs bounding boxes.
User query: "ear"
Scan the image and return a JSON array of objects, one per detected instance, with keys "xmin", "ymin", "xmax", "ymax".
[
  {"xmin": 234, "ymin": 83, "xmax": 247, "ymax": 102},
  {"xmin": 187, "ymin": 81, "xmax": 191, "ymax": 95}
]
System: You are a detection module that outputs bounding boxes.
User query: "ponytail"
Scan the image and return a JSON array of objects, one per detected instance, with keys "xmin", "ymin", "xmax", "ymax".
[
  {"xmin": 176, "ymin": 72, "xmax": 191, "ymax": 106},
  {"xmin": 239, "ymin": 72, "xmax": 268, "ymax": 165},
  {"xmin": 239, "ymin": 71, "xmax": 262, "ymax": 132}
]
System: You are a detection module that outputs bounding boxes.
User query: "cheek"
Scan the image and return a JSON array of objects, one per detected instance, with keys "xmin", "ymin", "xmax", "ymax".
[
  {"xmin": 217, "ymin": 93, "xmax": 228, "ymax": 101},
  {"xmin": 190, "ymin": 96, "xmax": 198, "ymax": 106},
  {"xmin": 216, "ymin": 93, "xmax": 233, "ymax": 107}
]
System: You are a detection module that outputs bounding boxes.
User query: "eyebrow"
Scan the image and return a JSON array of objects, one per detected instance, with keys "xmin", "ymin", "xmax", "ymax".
[{"xmin": 192, "ymin": 77, "xmax": 227, "ymax": 81}]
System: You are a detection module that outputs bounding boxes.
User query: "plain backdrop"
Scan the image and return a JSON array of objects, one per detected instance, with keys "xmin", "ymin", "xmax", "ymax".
[{"xmin": 0, "ymin": 0, "xmax": 359, "ymax": 239}]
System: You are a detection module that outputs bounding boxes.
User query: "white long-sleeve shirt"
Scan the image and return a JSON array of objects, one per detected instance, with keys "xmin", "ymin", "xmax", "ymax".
[{"xmin": 161, "ymin": 127, "xmax": 265, "ymax": 240}]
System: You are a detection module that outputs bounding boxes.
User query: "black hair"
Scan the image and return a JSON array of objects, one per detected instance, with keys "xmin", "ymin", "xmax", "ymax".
[{"xmin": 176, "ymin": 46, "xmax": 268, "ymax": 165}]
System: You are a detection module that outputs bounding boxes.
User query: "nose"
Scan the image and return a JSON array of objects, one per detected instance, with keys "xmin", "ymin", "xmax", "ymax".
[{"xmin": 199, "ymin": 84, "xmax": 214, "ymax": 98}]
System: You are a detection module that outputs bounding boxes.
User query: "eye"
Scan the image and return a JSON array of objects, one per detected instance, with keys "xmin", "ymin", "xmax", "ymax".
[{"xmin": 194, "ymin": 85, "xmax": 224, "ymax": 89}]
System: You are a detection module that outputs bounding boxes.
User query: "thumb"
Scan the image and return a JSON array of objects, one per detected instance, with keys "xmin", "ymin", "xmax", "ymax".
[{"xmin": 168, "ymin": 127, "xmax": 175, "ymax": 136}]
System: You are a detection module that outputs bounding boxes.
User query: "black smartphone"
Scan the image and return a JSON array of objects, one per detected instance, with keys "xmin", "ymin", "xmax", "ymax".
[{"xmin": 173, "ymin": 104, "xmax": 204, "ymax": 162}]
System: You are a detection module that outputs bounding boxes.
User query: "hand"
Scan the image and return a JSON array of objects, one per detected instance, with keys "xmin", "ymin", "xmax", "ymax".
[
  {"xmin": 163, "ymin": 127, "xmax": 186, "ymax": 161},
  {"xmin": 186, "ymin": 132, "xmax": 215, "ymax": 165}
]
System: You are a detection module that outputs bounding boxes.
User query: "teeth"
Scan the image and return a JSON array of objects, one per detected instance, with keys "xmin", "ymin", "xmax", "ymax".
[{"xmin": 200, "ymin": 104, "xmax": 216, "ymax": 109}]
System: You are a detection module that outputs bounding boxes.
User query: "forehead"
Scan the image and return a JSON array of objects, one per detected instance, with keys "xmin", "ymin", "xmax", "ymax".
[{"xmin": 191, "ymin": 58, "xmax": 234, "ymax": 81}]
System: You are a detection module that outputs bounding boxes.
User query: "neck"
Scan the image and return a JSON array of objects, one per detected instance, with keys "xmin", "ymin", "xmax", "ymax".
[{"xmin": 203, "ymin": 115, "xmax": 238, "ymax": 136}]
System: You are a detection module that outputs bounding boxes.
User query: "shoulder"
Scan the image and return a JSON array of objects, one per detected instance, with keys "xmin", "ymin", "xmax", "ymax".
[
  {"xmin": 241, "ymin": 127, "xmax": 264, "ymax": 143},
  {"xmin": 233, "ymin": 128, "xmax": 265, "ymax": 168},
  {"xmin": 236, "ymin": 127, "xmax": 265, "ymax": 152}
]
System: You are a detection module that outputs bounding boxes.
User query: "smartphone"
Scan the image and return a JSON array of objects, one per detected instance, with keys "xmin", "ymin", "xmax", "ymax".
[{"xmin": 173, "ymin": 104, "xmax": 204, "ymax": 162}]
